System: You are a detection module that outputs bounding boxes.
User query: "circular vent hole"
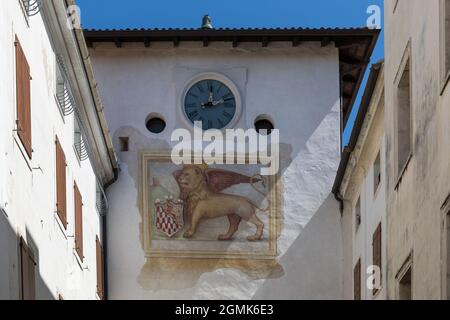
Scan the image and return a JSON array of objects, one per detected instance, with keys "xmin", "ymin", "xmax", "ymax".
[
  {"xmin": 146, "ymin": 116, "xmax": 166, "ymax": 134},
  {"xmin": 254, "ymin": 117, "xmax": 274, "ymax": 135}
]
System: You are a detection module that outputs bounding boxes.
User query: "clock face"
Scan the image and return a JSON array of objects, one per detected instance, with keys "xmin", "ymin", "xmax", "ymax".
[{"xmin": 184, "ymin": 79, "xmax": 237, "ymax": 130}]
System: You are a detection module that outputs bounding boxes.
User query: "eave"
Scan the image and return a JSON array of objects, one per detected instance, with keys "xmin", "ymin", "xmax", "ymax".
[{"xmin": 83, "ymin": 27, "xmax": 380, "ymax": 125}]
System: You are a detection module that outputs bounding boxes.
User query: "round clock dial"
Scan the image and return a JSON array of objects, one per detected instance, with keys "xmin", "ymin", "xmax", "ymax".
[{"xmin": 184, "ymin": 79, "xmax": 237, "ymax": 130}]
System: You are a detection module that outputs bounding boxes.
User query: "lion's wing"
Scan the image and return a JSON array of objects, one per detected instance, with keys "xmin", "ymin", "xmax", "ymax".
[{"xmin": 205, "ymin": 169, "xmax": 259, "ymax": 193}]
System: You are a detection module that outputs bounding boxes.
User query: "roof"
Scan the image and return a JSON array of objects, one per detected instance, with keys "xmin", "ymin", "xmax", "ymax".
[
  {"xmin": 332, "ymin": 60, "xmax": 384, "ymax": 198},
  {"xmin": 84, "ymin": 27, "xmax": 380, "ymax": 127}
]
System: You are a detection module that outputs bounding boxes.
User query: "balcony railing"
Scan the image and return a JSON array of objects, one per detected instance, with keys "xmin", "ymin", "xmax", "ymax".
[{"xmin": 20, "ymin": 0, "xmax": 43, "ymax": 21}]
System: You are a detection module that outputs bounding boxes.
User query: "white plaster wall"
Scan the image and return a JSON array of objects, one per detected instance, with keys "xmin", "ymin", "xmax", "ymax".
[
  {"xmin": 340, "ymin": 82, "xmax": 386, "ymax": 300},
  {"xmin": 90, "ymin": 41, "xmax": 342, "ymax": 299},
  {"xmin": 0, "ymin": 1, "xmax": 102, "ymax": 300},
  {"xmin": 354, "ymin": 136, "xmax": 386, "ymax": 300}
]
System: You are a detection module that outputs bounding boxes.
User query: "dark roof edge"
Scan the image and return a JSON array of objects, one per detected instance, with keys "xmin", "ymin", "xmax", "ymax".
[
  {"xmin": 84, "ymin": 27, "xmax": 378, "ymax": 33},
  {"xmin": 342, "ymin": 30, "xmax": 380, "ymax": 127},
  {"xmin": 332, "ymin": 60, "xmax": 384, "ymax": 197}
]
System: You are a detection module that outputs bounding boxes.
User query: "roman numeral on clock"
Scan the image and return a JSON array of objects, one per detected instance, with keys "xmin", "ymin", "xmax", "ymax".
[
  {"xmin": 223, "ymin": 111, "xmax": 232, "ymax": 119},
  {"xmin": 222, "ymin": 93, "xmax": 233, "ymax": 100},
  {"xmin": 189, "ymin": 111, "xmax": 199, "ymax": 118},
  {"xmin": 196, "ymin": 84, "xmax": 204, "ymax": 93}
]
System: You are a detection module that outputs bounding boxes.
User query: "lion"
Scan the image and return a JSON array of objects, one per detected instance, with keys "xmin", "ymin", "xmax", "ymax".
[{"xmin": 173, "ymin": 165, "xmax": 269, "ymax": 242}]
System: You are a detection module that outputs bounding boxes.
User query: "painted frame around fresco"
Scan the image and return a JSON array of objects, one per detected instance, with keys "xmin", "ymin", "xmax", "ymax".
[{"xmin": 140, "ymin": 150, "xmax": 281, "ymax": 260}]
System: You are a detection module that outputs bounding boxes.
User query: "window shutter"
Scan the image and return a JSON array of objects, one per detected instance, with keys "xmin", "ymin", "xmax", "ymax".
[
  {"xmin": 55, "ymin": 137, "xmax": 67, "ymax": 228},
  {"xmin": 74, "ymin": 182, "xmax": 83, "ymax": 261},
  {"xmin": 15, "ymin": 37, "xmax": 32, "ymax": 159},
  {"xmin": 372, "ymin": 223, "xmax": 382, "ymax": 294},
  {"xmin": 20, "ymin": 238, "xmax": 35, "ymax": 300},
  {"xmin": 354, "ymin": 259, "xmax": 361, "ymax": 300},
  {"xmin": 96, "ymin": 236, "xmax": 104, "ymax": 299}
]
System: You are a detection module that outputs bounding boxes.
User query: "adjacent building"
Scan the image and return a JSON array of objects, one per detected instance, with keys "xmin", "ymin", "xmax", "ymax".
[
  {"xmin": 0, "ymin": 0, "xmax": 117, "ymax": 300},
  {"xmin": 333, "ymin": 62, "xmax": 386, "ymax": 300},
  {"xmin": 383, "ymin": 0, "xmax": 450, "ymax": 299}
]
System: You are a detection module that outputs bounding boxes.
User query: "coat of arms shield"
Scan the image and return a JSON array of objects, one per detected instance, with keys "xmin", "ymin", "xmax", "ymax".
[{"xmin": 154, "ymin": 198, "xmax": 184, "ymax": 238}]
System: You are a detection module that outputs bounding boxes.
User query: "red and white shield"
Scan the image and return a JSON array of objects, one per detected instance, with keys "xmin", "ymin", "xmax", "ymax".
[{"xmin": 155, "ymin": 198, "xmax": 184, "ymax": 238}]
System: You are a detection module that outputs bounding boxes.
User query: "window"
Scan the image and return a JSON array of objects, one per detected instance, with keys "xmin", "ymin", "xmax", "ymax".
[
  {"xmin": 372, "ymin": 223, "xmax": 382, "ymax": 295},
  {"xmin": 393, "ymin": 0, "xmax": 399, "ymax": 13},
  {"xmin": 74, "ymin": 182, "xmax": 83, "ymax": 261},
  {"xmin": 19, "ymin": 238, "xmax": 35, "ymax": 300},
  {"xmin": 55, "ymin": 137, "xmax": 67, "ymax": 229},
  {"xmin": 96, "ymin": 236, "xmax": 104, "ymax": 300},
  {"xmin": 119, "ymin": 137, "xmax": 129, "ymax": 152},
  {"xmin": 374, "ymin": 151, "xmax": 381, "ymax": 194},
  {"xmin": 397, "ymin": 255, "xmax": 413, "ymax": 300},
  {"xmin": 15, "ymin": 36, "xmax": 32, "ymax": 159},
  {"xmin": 399, "ymin": 267, "xmax": 412, "ymax": 300},
  {"xmin": 447, "ymin": 212, "xmax": 450, "ymax": 299},
  {"xmin": 396, "ymin": 57, "xmax": 412, "ymax": 178},
  {"xmin": 354, "ymin": 259, "xmax": 361, "ymax": 300},
  {"xmin": 355, "ymin": 197, "xmax": 361, "ymax": 231},
  {"xmin": 443, "ymin": 0, "xmax": 450, "ymax": 84}
]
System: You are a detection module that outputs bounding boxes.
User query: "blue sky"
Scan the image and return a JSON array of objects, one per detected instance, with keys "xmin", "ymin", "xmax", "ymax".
[{"xmin": 77, "ymin": 0, "xmax": 384, "ymax": 146}]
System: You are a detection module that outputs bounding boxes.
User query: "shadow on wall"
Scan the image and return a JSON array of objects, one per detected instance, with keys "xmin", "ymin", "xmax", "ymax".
[
  {"xmin": 252, "ymin": 194, "xmax": 342, "ymax": 300},
  {"xmin": 0, "ymin": 210, "xmax": 54, "ymax": 300}
]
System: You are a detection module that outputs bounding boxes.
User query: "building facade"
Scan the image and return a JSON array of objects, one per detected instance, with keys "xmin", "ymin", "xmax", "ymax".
[
  {"xmin": 84, "ymin": 26, "xmax": 378, "ymax": 299},
  {"xmin": 334, "ymin": 62, "xmax": 386, "ymax": 300},
  {"xmin": 0, "ymin": 0, "xmax": 117, "ymax": 300},
  {"xmin": 384, "ymin": 0, "xmax": 450, "ymax": 299}
]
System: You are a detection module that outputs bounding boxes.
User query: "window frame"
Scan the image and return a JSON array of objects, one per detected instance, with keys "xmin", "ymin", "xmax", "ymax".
[
  {"xmin": 19, "ymin": 237, "xmax": 36, "ymax": 300},
  {"xmin": 55, "ymin": 137, "xmax": 68, "ymax": 230},
  {"xmin": 394, "ymin": 41, "xmax": 413, "ymax": 189},
  {"xmin": 355, "ymin": 196, "xmax": 362, "ymax": 233},
  {"xmin": 96, "ymin": 236, "xmax": 105, "ymax": 300},
  {"xmin": 396, "ymin": 253, "xmax": 413, "ymax": 300},
  {"xmin": 354, "ymin": 258, "xmax": 362, "ymax": 300},
  {"xmin": 14, "ymin": 36, "xmax": 32, "ymax": 160},
  {"xmin": 373, "ymin": 150, "xmax": 382, "ymax": 197},
  {"xmin": 441, "ymin": 0, "xmax": 450, "ymax": 94},
  {"xmin": 74, "ymin": 182, "xmax": 84, "ymax": 262},
  {"xmin": 393, "ymin": 0, "xmax": 399, "ymax": 13},
  {"xmin": 441, "ymin": 195, "xmax": 450, "ymax": 299},
  {"xmin": 372, "ymin": 223, "xmax": 382, "ymax": 296}
]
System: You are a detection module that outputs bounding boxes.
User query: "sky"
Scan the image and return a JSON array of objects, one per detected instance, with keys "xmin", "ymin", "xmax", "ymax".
[{"xmin": 76, "ymin": 0, "xmax": 384, "ymax": 146}]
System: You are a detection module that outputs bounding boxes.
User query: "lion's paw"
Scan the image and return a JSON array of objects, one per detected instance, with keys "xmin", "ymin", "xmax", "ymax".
[
  {"xmin": 218, "ymin": 234, "xmax": 232, "ymax": 241},
  {"xmin": 183, "ymin": 230, "xmax": 194, "ymax": 238},
  {"xmin": 247, "ymin": 235, "xmax": 261, "ymax": 242}
]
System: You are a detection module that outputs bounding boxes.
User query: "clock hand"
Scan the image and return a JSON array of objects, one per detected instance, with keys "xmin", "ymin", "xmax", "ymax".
[{"xmin": 212, "ymin": 99, "xmax": 224, "ymax": 106}]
